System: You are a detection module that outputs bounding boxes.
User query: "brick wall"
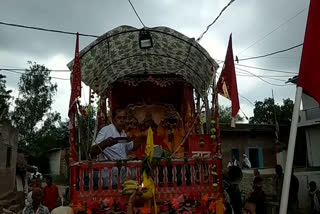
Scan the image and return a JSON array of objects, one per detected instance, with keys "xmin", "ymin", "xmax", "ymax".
[
  {"xmin": 0, "ymin": 122, "xmax": 18, "ymax": 197},
  {"xmin": 221, "ymin": 131, "xmax": 277, "ymax": 169}
]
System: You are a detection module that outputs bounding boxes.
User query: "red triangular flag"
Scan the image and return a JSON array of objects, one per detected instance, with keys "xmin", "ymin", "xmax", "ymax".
[
  {"xmin": 217, "ymin": 34, "xmax": 240, "ymax": 126},
  {"xmin": 297, "ymin": 0, "xmax": 320, "ymax": 106},
  {"xmin": 68, "ymin": 33, "xmax": 81, "ymax": 162},
  {"xmin": 69, "ymin": 32, "xmax": 82, "ymax": 114}
]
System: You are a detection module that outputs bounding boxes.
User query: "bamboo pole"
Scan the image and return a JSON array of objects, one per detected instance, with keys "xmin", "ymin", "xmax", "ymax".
[{"xmin": 279, "ymin": 86, "xmax": 302, "ymax": 213}]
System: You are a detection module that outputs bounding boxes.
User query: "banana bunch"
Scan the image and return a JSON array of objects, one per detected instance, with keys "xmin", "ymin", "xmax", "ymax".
[{"xmin": 121, "ymin": 180, "xmax": 139, "ymax": 195}]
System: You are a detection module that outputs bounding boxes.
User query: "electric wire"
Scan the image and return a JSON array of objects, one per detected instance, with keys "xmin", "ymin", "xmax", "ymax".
[
  {"xmin": 0, "ymin": 68, "xmax": 69, "ymax": 80},
  {"xmin": 235, "ymin": 67, "xmax": 293, "ymax": 86},
  {"xmin": 127, "ymin": 0, "xmax": 146, "ymax": 27},
  {"xmin": 237, "ymin": 43, "xmax": 303, "ymax": 62},
  {"xmin": 0, "ymin": 21, "xmax": 98, "ymax": 38},
  {"xmin": 237, "ymin": 7, "xmax": 308, "ymax": 55},
  {"xmin": 0, "ymin": 21, "xmax": 304, "ymax": 62},
  {"xmin": 197, "ymin": 0, "xmax": 235, "ymax": 41}
]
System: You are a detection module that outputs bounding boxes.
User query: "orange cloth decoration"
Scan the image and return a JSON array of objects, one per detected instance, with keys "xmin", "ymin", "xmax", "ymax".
[
  {"xmin": 209, "ymin": 201, "xmax": 216, "ymax": 212},
  {"xmin": 140, "ymin": 206, "xmax": 151, "ymax": 214},
  {"xmin": 216, "ymin": 199, "xmax": 224, "ymax": 214},
  {"xmin": 171, "ymin": 199, "xmax": 179, "ymax": 209},
  {"xmin": 73, "ymin": 203, "xmax": 84, "ymax": 213},
  {"xmin": 201, "ymin": 194, "xmax": 209, "ymax": 202}
]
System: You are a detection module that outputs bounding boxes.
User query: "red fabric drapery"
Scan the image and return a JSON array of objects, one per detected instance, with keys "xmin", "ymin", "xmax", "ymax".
[
  {"xmin": 68, "ymin": 33, "xmax": 82, "ymax": 162},
  {"xmin": 297, "ymin": 0, "xmax": 320, "ymax": 106},
  {"xmin": 217, "ymin": 34, "xmax": 240, "ymax": 119}
]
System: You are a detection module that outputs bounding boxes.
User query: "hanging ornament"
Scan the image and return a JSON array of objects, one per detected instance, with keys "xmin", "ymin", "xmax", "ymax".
[{"xmin": 212, "ymin": 164, "xmax": 218, "ymax": 187}]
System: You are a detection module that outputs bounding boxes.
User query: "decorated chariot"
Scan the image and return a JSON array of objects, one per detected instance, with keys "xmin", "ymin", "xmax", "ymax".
[{"xmin": 67, "ymin": 26, "xmax": 224, "ymax": 213}]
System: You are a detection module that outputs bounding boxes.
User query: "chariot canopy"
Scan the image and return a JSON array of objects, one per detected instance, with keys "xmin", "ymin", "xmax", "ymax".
[{"xmin": 67, "ymin": 25, "xmax": 218, "ymax": 97}]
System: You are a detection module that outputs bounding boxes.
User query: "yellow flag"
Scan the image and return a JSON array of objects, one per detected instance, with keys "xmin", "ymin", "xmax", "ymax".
[
  {"xmin": 145, "ymin": 127, "xmax": 154, "ymax": 162},
  {"xmin": 144, "ymin": 128, "xmax": 157, "ymax": 213},
  {"xmin": 142, "ymin": 171, "xmax": 157, "ymax": 214}
]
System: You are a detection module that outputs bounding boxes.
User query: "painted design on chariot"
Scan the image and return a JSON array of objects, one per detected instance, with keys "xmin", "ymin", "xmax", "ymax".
[
  {"xmin": 118, "ymin": 76, "xmax": 184, "ymax": 88},
  {"xmin": 70, "ymin": 159, "xmax": 223, "ymax": 213},
  {"xmin": 125, "ymin": 104, "xmax": 185, "ymax": 157},
  {"xmin": 67, "ymin": 26, "xmax": 219, "ymax": 97}
]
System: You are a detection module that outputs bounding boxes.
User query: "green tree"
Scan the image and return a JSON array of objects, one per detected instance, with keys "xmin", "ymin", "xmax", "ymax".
[
  {"xmin": 0, "ymin": 74, "xmax": 12, "ymax": 120},
  {"xmin": 12, "ymin": 62, "xmax": 57, "ymax": 152},
  {"xmin": 249, "ymin": 98, "xmax": 294, "ymax": 124},
  {"xmin": 219, "ymin": 105, "xmax": 244, "ymax": 123},
  {"xmin": 31, "ymin": 112, "xmax": 69, "ymax": 156},
  {"xmin": 77, "ymin": 105, "xmax": 96, "ymax": 160}
]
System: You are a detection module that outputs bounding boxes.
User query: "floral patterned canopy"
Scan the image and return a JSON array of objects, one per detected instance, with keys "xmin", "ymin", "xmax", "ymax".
[{"xmin": 67, "ymin": 25, "xmax": 219, "ymax": 97}]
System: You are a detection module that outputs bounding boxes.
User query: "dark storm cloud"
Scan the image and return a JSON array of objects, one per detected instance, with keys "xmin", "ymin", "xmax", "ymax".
[{"xmin": 0, "ymin": 0, "xmax": 310, "ymax": 119}]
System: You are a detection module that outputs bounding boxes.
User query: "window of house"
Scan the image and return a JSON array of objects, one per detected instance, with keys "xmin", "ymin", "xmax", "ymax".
[{"xmin": 6, "ymin": 147, "xmax": 12, "ymax": 168}]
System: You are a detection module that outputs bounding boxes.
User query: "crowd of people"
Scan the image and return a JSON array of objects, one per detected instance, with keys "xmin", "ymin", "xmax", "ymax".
[
  {"xmin": 223, "ymin": 163, "xmax": 320, "ymax": 214},
  {"xmin": 21, "ymin": 107, "xmax": 320, "ymax": 213},
  {"xmin": 227, "ymin": 154, "xmax": 252, "ymax": 169},
  {"xmin": 24, "ymin": 176, "xmax": 61, "ymax": 214},
  {"xmin": 223, "ymin": 164, "xmax": 273, "ymax": 214}
]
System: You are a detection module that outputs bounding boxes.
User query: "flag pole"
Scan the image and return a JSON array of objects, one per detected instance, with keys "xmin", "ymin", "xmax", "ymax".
[{"xmin": 279, "ymin": 86, "xmax": 303, "ymax": 213}]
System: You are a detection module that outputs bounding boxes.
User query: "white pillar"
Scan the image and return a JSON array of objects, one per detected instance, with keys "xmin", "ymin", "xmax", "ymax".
[{"xmin": 279, "ymin": 86, "xmax": 302, "ymax": 213}]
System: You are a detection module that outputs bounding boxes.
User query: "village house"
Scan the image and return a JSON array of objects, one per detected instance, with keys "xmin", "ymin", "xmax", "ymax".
[
  {"xmin": 220, "ymin": 123, "xmax": 291, "ymax": 168},
  {"xmin": 47, "ymin": 148, "xmax": 69, "ymax": 177},
  {"xmin": 219, "ymin": 120, "xmax": 310, "ymax": 213},
  {"xmin": 0, "ymin": 122, "xmax": 18, "ymax": 197}
]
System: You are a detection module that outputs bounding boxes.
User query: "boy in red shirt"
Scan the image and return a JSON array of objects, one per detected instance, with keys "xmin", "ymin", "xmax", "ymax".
[{"xmin": 43, "ymin": 176, "xmax": 59, "ymax": 212}]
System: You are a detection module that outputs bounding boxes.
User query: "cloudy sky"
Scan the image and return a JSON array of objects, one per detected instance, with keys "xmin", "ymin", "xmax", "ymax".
[{"xmin": 0, "ymin": 0, "xmax": 310, "ymax": 121}]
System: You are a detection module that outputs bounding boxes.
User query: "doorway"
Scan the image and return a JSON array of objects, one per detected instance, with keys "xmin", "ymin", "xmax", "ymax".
[{"xmin": 248, "ymin": 148, "xmax": 262, "ymax": 168}]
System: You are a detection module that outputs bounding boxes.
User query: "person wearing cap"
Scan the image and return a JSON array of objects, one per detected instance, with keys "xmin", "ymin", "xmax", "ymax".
[{"xmin": 242, "ymin": 154, "xmax": 251, "ymax": 169}]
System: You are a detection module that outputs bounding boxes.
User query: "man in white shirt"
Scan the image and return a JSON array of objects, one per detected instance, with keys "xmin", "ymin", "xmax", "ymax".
[
  {"xmin": 22, "ymin": 188, "xmax": 50, "ymax": 214},
  {"xmin": 91, "ymin": 108, "xmax": 143, "ymax": 188},
  {"xmin": 242, "ymin": 154, "xmax": 252, "ymax": 169},
  {"xmin": 91, "ymin": 108, "xmax": 143, "ymax": 161}
]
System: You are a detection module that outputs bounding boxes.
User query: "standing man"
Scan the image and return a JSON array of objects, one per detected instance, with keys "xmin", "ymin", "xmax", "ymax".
[
  {"xmin": 248, "ymin": 176, "xmax": 266, "ymax": 214},
  {"xmin": 288, "ymin": 172, "xmax": 299, "ymax": 213},
  {"xmin": 91, "ymin": 108, "xmax": 144, "ymax": 188},
  {"xmin": 43, "ymin": 176, "xmax": 59, "ymax": 212},
  {"xmin": 225, "ymin": 166, "xmax": 243, "ymax": 214},
  {"xmin": 22, "ymin": 188, "xmax": 50, "ymax": 214},
  {"xmin": 242, "ymin": 154, "xmax": 251, "ymax": 169},
  {"xmin": 309, "ymin": 181, "xmax": 320, "ymax": 213},
  {"xmin": 91, "ymin": 108, "xmax": 143, "ymax": 160},
  {"xmin": 274, "ymin": 165, "xmax": 284, "ymax": 212}
]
